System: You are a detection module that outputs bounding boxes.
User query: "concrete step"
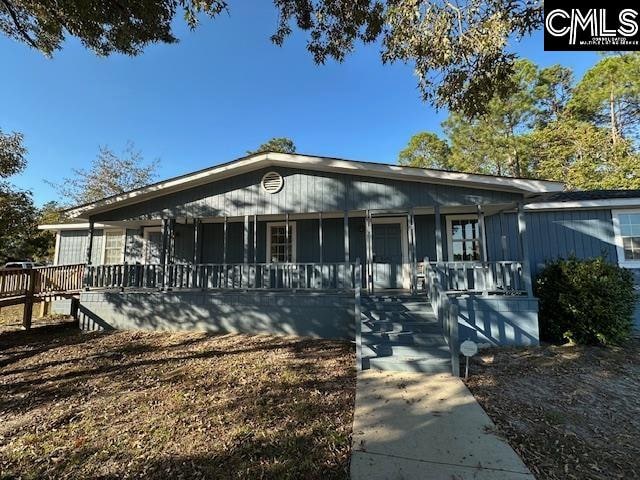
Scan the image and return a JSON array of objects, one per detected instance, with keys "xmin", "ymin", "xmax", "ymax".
[
  {"xmin": 360, "ymin": 301, "xmax": 431, "ymax": 312},
  {"xmin": 365, "ymin": 356, "xmax": 451, "ymax": 374},
  {"xmin": 362, "ymin": 344, "xmax": 451, "ymax": 361},
  {"xmin": 361, "ymin": 332, "xmax": 446, "ymax": 347},
  {"xmin": 361, "ymin": 321, "xmax": 442, "ymax": 335},
  {"xmin": 361, "ymin": 310, "xmax": 436, "ymax": 322}
]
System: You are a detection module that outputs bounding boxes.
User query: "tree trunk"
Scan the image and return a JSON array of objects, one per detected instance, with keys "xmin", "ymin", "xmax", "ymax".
[{"xmin": 610, "ymin": 85, "xmax": 619, "ymax": 145}]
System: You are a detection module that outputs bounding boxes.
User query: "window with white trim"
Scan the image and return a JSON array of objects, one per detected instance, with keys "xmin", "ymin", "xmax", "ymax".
[
  {"xmin": 103, "ymin": 230, "xmax": 124, "ymax": 264},
  {"xmin": 267, "ymin": 222, "xmax": 296, "ymax": 263},
  {"xmin": 447, "ymin": 216, "xmax": 481, "ymax": 261},
  {"xmin": 614, "ymin": 210, "xmax": 640, "ymax": 265}
]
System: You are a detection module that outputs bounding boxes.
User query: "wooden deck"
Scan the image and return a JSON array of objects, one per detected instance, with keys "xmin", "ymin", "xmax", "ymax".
[{"xmin": 0, "ymin": 264, "xmax": 85, "ymax": 328}]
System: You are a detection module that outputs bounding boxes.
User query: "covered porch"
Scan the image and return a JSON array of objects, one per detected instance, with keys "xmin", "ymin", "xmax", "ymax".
[{"xmin": 81, "ymin": 203, "xmax": 533, "ymax": 296}]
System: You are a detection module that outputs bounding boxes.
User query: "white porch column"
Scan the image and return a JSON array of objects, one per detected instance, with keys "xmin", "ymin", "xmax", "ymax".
[
  {"xmin": 477, "ymin": 204, "xmax": 487, "ymax": 261},
  {"xmin": 192, "ymin": 218, "xmax": 201, "ymax": 288},
  {"xmin": 517, "ymin": 203, "xmax": 534, "ymax": 297},
  {"xmin": 409, "ymin": 209, "xmax": 417, "ymax": 293},
  {"xmin": 84, "ymin": 219, "xmax": 95, "ymax": 289},
  {"xmin": 243, "ymin": 215, "xmax": 249, "ymax": 287},
  {"xmin": 434, "ymin": 205, "xmax": 443, "ymax": 262},
  {"xmin": 365, "ymin": 210, "xmax": 373, "ymax": 293}
]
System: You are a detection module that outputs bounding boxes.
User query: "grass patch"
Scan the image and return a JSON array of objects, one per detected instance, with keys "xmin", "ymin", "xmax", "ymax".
[{"xmin": 0, "ymin": 323, "xmax": 355, "ymax": 479}]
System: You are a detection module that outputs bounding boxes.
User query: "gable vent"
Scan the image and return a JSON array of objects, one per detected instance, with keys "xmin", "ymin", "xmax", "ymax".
[{"xmin": 261, "ymin": 171, "xmax": 284, "ymax": 194}]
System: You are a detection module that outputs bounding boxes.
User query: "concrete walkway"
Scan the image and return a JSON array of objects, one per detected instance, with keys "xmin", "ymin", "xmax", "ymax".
[{"xmin": 351, "ymin": 370, "xmax": 535, "ymax": 479}]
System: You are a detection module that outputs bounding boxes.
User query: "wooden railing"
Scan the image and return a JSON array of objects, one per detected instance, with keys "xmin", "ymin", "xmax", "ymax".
[
  {"xmin": 85, "ymin": 262, "xmax": 362, "ymax": 291},
  {"xmin": 0, "ymin": 264, "xmax": 85, "ymax": 299},
  {"xmin": 425, "ymin": 261, "xmax": 528, "ymax": 295},
  {"xmin": 424, "ymin": 261, "xmax": 460, "ymax": 376}
]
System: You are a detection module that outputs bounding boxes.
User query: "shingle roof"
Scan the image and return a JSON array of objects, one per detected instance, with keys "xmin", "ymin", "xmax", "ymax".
[{"xmin": 529, "ymin": 189, "xmax": 640, "ymax": 203}]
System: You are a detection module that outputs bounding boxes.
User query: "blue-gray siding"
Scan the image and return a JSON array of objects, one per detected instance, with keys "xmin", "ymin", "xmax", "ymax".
[
  {"xmin": 485, "ymin": 209, "xmax": 618, "ymax": 277},
  {"xmin": 57, "ymin": 230, "xmax": 103, "ymax": 265},
  {"xmin": 92, "ymin": 167, "xmax": 524, "ymax": 222}
]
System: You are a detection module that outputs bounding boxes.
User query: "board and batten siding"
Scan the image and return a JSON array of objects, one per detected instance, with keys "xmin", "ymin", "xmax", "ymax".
[
  {"xmin": 485, "ymin": 209, "xmax": 618, "ymax": 277},
  {"xmin": 57, "ymin": 230, "xmax": 104, "ymax": 265},
  {"xmin": 92, "ymin": 167, "xmax": 524, "ymax": 222}
]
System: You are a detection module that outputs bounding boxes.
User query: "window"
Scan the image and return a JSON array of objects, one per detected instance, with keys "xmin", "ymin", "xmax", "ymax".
[
  {"xmin": 447, "ymin": 216, "xmax": 483, "ymax": 261},
  {"xmin": 103, "ymin": 230, "xmax": 124, "ymax": 264},
  {"xmin": 613, "ymin": 210, "xmax": 640, "ymax": 266},
  {"xmin": 267, "ymin": 222, "xmax": 296, "ymax": 263}
]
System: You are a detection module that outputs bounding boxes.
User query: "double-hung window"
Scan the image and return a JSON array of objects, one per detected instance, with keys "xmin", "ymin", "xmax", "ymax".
[
  {"xmin": 267, "ymin": 222, "xmax": 296, "ymax": 263},
  {"xmin": 613, "ymin": 210, "xmax": 640, "ymax": 267},
  {"xmin": 447, "ymin": 216, "xmax": 483, "ymax": 261},
  {"xmin": 103, "ymin": 230, "xmax": 124, "ymax": 265}
]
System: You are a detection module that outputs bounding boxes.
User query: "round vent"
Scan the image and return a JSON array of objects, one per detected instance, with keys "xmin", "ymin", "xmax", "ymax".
[{"xmin": 261, "ymin": 171, "xmax": 284, "ymax": 194}]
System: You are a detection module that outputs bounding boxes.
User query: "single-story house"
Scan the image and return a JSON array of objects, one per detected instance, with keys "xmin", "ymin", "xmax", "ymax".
[{"xmin": 39, "ymin": 152, "xmax": 640, "ymax": 373}]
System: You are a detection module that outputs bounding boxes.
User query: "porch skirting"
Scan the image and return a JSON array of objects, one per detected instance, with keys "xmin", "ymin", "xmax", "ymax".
[
  {"xmin": 77, "ymin": 290, "xmax": 356, "ymax": 339},
  {"xmin": 455, "ymin": 295, "xmax": 539, "ymax": 347}
]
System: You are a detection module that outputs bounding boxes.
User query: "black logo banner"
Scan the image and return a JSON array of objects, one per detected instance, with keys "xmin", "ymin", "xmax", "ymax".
[{"xmin": 544, "ymin": 3, "xmax": 640, "ymax": 51}]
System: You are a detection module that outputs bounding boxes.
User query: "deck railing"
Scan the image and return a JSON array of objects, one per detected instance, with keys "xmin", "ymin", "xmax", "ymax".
[
  {"xmin": 0, "ymin": 264, "xmax": 85, "ymax": 299},
  {"xmin": 85, "ymin": 262, "xmax": 362, "ymax": 291},
  {"xmin": 424, "ymin": 261, "xmax": 460, "ymax": 376},
  {"xmin": 425, "ymin": 261, "xmax": 528, "ymax": 295}
]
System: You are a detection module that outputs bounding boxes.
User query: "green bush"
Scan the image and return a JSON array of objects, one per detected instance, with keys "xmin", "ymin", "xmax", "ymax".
[{"xmin": 535, "ymin": 256, "xmax": 637, "ymax": 345}]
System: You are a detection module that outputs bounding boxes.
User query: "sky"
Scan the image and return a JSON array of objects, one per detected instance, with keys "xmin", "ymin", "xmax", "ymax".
[{"xmin": 1, "ymin": 3, "xmax": 600, "ymax": 206}]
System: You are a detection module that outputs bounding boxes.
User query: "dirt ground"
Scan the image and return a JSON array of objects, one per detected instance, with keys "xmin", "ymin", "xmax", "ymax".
[
  {"xmin": 465, "ymin": 340, "xmax": 640, "ymax": 480},
  {"xmin": 0, "ymin": 311, "xmax": 355, "ymax": 479}
]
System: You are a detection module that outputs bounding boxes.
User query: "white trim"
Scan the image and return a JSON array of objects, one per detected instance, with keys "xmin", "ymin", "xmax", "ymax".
[
  {"xmin": 446, "ymin": 214, "xmax": 487, "ymax": 262},
  {"xmin": 53, "ymin": 232, "xmax": 61, "ymax": 266},
  {"xmin": 612, "ymin": 208, "xmax": 640, "ymax": 268},
  {"xmin": 101, "ymin": 228, "xmax": 126, "ymax": 265},
  {"xmin": 266, "ymin": 221, "xmax": 297, "ymax": 263},
  {"xmin": 525, "ymin": 198, "xmax": 640, "ymax": 210},
  {"xmin": 371, "ymin": 216, "xmax": 410, "ymax": 290},
  {"xmin": 39, "ymin": 222, "xmax": 108, "ymax": 231},
  {"xmin": 64, "ymin": 152, "xmax": 564, "ymax": 219},
  {"xmin": 143, "ymin": 226, "xmax": 162, "ymax": 264}
]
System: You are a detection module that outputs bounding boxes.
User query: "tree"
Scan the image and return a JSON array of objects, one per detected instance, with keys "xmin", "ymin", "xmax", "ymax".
[
  {"xmin": 398, "ymin": 132, "xmax": 450, "ymax": 169},
  {"xmin": 0, "ymin": 0, "xmax": 542, "ymax": 116},
  {"xmin": 48, "ymin": 143, "xmax": 160, "ymax": 206},
  {"xmin": 0, "ymin": 132, "xmax": 55, "ymax": 263},
  {"xmin": 569, "ymin": 53, "xmax": 640, "ymax": 144},
  {"xmin": 248, "ymin": 137, "xmax": 296, "ymax": 155},
  {"xmin": 0, "ymin": 128, "xmax": 27, "ymax": 178},
  {"xmin": 398, "ymin": 57, "xmax": 640, "ymax": 190}
]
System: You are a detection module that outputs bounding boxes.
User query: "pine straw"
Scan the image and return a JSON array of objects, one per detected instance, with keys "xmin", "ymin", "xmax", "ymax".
[
  {"xmin": 0, "ymin": 323, "xmax": 355, "ymax": 479},
  {"xmin": 464, "ymin": 340, "xmax": 640, "ymax": 480}
]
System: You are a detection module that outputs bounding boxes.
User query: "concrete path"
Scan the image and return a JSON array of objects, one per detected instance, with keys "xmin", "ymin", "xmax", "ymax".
[{"xmin": 351, "ymin": 370, "xmax": 535, "ymax": 479}]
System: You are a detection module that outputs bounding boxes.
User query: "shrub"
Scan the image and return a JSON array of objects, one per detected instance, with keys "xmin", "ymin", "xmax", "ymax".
[{"xmin": 535, "ymin": 256, "xmax": 637, "ymax": 345}]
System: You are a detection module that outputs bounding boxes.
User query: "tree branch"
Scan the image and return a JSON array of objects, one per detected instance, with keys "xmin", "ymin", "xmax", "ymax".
[{"xmin": 0, "ymin": 0, "xmax": 39, "ymax": 50}]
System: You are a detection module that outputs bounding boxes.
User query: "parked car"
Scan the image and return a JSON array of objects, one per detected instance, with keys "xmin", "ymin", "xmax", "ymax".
[{"xmin": 2, "ymin": 261, "xmax": 36, "ymax": 270}]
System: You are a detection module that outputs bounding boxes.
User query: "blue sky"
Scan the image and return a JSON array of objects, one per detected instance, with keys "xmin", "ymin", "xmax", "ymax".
[{"xmin": 1, "ymin": 3, "xmax": 599, "ymax": 206}]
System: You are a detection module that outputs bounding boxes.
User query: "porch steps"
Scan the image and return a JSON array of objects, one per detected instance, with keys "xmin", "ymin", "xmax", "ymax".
[{"xmin": 359, "ymin": 293, "xmax": 451, "ymax": 374}]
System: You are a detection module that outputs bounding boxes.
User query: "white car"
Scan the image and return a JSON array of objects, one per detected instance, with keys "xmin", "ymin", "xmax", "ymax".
[{"xmin": 3, "ymin": 261, "xmax": 36, "ymax": 270}]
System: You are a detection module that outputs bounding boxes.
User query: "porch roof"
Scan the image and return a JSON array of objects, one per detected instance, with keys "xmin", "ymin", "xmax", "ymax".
[{"xmin": 63, "ymin": 152, "xmax": 564, "ymax": 220}]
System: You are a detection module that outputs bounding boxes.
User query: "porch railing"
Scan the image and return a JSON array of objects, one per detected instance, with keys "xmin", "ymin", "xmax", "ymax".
[
  {"xmin": 424, "ymin": 261, "xmax": 528, "ymax": 295},
  {"xmin": 84, "ymin": 262, "xmax": 362, "ymax": 291},
  {"xmin": 0, "ymin": 264, "xmax": 85, "ymax": 299},
  {"xmin": 425, "ymin": 261, "xmax": 460, "ymax": 376}
]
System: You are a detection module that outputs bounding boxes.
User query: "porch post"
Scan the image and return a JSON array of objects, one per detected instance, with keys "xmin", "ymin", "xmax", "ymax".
[
  {"xmin": 365, "ymin": 210, "xmax": 373, "ymax": 293},
  {"xmin": 409, "ymin": 209, "xmax": 417, "ymax": 294},
  {"xmin": 243, "ymin": 214, "xmax": 249, "ymax": 288},
  {"xmin": 84, "ymin": 219, "xmax": 95, "ymax": 289},
  {"xmin": 318, "ymin": 212, "xmax": 323, "ymax": 289},
  {"xmin": 192, "ymin": 218, "xmax": 201, "ymax": 288},
  {"xmin": 222, "ymin": 216, "xmax": 228, "ymax": 287},
  {"xmin": 517, "ymin": 203, "xmax": 534, "ymax": 297},
  {"xmin": 477, "ymin": 205, "xmax": 487, "ymax": 261},
  {"xmin": 285, "ymin": 213, "xmax": 290, "ymax": 288},
  {"xmin": 434, "ymin": 205, "xmax": 443, "ymax": 262},
  {"xmin": 161, "ymin": 218, "xmax": 169, "ymax": 290},
  {"xmin": 499, "ymin": 211, "xmax": 509, "ymax": 260},
  {"xmin": 344, "ymin": 210, "xmax": 350, "ymax": 289}
]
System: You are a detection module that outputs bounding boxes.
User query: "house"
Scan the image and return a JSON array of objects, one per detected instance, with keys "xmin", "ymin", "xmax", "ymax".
[{"xmin": 38, "ymin": 152, "xmax": 640, "ymax": 373}]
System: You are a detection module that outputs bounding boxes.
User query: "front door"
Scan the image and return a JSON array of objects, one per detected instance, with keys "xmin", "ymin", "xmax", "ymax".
[
  {"xmin": 145, "ymin": 231, "xmax": 163, "ymax": 264},
  {"xmin": 372, "ymin": 223, "xmax": 403, "ymax": 289}
]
